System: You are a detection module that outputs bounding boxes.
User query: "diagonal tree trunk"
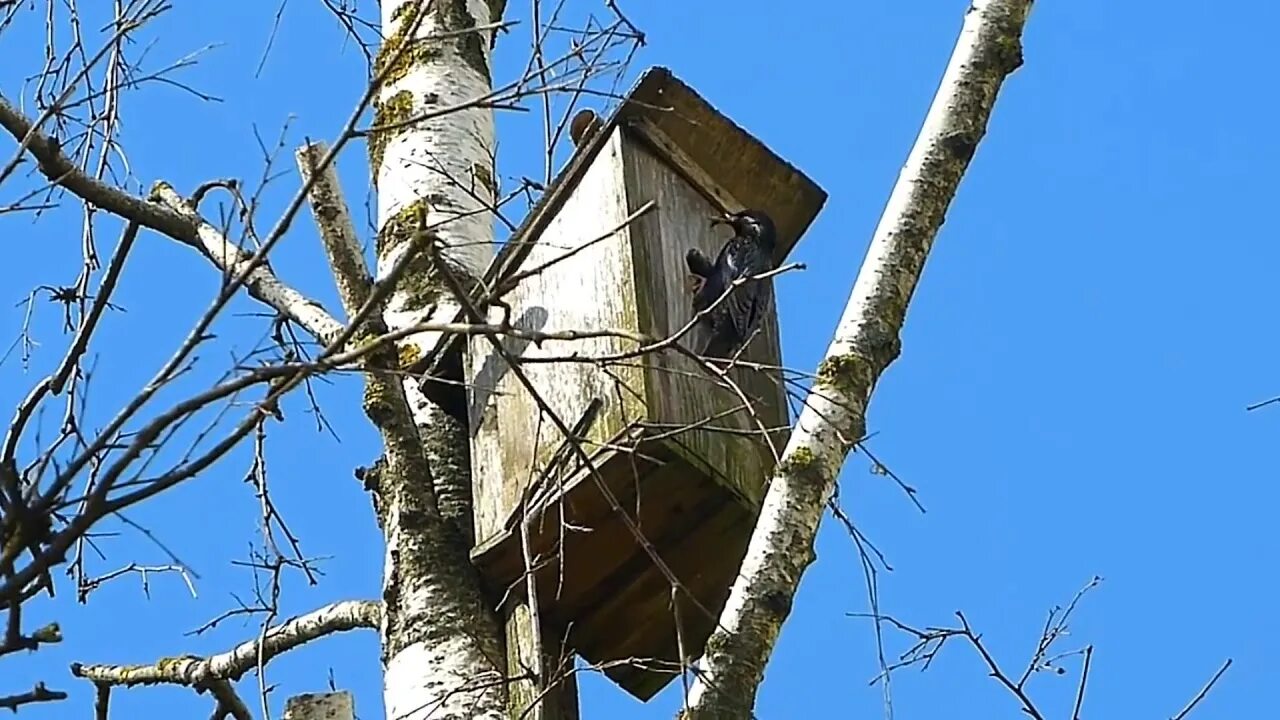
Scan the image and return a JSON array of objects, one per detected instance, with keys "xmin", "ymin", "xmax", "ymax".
[
  {"xmin": 370, "ymin": 1, "xmax": 509, "ymax": 718},
  {"xmin": 680, "ymin": 1, "xmax": 1037, "ymax": 716}
]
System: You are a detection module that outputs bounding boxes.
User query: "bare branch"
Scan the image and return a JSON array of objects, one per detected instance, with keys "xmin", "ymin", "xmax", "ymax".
[
  {"xmin": 149, "ymin": 183, "xmax": 345, "ymax": 342},
  {"xmin": 0, "ymin": 91, "xmax": 196, "ymax": 236},
  {"xmin": 70, "ymin": 600, "xmax": 380, "ymax": 688},
  {"xmin": 681, "ymin": 2, "xmax": 1037, "ymax": 715},
  {"xmin": 49, "ymin": 221, "xmax": 139, "ymax": 395},
  {"xmin": 1171, "ymin": 659, "xmax": 1233, "ymax": 720},
  {"xmin": 0, "ymin": 682, "xmax": 67, "ymax": 712},
  {"xmin": 296, "ymin": 141, "xmax": 373, "ymax": 316}
]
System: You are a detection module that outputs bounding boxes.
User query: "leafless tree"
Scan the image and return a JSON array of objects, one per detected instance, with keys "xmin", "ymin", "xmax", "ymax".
[{"xmin": 0, "ymin": 1, "xmax": 1232, "ymax": 719}]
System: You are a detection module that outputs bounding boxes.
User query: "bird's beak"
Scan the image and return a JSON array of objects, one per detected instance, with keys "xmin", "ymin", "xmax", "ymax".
[{"xmin": 709, "ymin": 213, "xmax": 731, "ymax": 228}]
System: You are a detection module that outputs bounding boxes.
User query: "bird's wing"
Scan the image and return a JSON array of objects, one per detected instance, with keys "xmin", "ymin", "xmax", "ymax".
[
  {"xmin": 727, "ymin": 277, "xmax": 772, "ymax": 347},
  {"xmin": 700, "ymin": 282, "xmax": 769, "ymax": 360},
  {"xmin": 723, "ymin": 238, "xmax": 773, "ymax": 341},
  {"xmin": 696, "ymin": 237, "xmax": 747, "ymax": 311}
]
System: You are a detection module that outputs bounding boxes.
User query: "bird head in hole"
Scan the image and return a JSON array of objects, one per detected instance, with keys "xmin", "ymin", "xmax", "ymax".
[{"xmin": 711, "ymin": 209, "xmax": 777, "ymax": 249}]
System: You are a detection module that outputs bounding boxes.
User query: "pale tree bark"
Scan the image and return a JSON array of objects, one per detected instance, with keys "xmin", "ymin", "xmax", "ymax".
[
  {"xmin": 71, "ymin": 601, "xmax": 381, "ymax": 688},
  {"xmin": 370, "ymin": 2, "xmax": 509, "ymax": 719},
  {"xmin": 681, "ymin": 1, "xmax": 1037, "ymax": 716},
  {"xmin": 70, "ymin": 601, "xmax": 380, "ymax": 719},
  {"xmin": 375, "ymin": 0, "xmax": 503, "ymax": 546}
]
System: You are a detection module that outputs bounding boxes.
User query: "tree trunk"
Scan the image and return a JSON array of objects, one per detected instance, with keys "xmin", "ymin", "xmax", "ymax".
[
  {"xmin": 372, "ymin": 1, "xmax": 509, "ymax": 718},
  {"xmin": 680, "ymin": 1, "xmax": 1037, "ymax": 716}
]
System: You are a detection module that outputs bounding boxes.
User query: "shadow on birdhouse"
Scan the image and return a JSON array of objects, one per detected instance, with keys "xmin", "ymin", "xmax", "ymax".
[{"xmin": 465, "ymin": 67, "xmax": 826, "ymax": 700}]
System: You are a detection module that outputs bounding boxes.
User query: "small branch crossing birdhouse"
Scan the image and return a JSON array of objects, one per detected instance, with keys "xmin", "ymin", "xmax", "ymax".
[{"xmin": 464, "ymin": 67, "xmax": 826, "ymax": 700}]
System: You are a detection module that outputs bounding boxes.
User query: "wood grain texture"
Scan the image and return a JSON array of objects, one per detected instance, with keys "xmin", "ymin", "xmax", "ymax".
[
  {"xmin": 468, "ymin": 128, "xmax": 645, "ymax": 543},
  {"xmin": 622, "ymin": 137, "xmax": 789, "ymax": 509}
]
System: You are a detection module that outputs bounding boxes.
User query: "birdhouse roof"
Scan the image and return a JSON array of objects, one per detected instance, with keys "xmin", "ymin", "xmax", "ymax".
[{"xmin": 487, "ymin": 66, "xmax": 828, "ymax": 284}]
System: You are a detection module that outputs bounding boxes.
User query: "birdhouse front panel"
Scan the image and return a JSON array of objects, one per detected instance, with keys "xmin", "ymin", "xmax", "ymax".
[{"xmin": 467, "ymin": 128, "xmax": 647, "ymax": 542}]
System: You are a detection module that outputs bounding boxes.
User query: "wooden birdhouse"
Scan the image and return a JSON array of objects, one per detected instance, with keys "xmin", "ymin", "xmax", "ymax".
[{"xmin": 464, "ymin": 67, "xmax": 825, "ymax": 700}]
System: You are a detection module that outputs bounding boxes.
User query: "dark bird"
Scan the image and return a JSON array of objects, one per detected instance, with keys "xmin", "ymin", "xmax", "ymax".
[{"xmin": 685, "ymin": 209, "xmax": 778, "ymax": 359}]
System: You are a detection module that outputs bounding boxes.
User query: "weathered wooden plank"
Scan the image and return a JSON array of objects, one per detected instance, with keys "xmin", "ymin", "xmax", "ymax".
[
  {"xmin": 469, "ymin": 447, "xmax": 667, "ymax": 605},
  {"xmin": 284, "ymin": 692, "xmax": 354, "ymax": 720},
  {"xmin": 471, "ymin": 443, "xmax": 754, "ymax": 701},
  {"xmin": 571, "ymin": 483, "xmax": 754, "ymax": 700},
  {"xmin": 625, "ymin": 116, "xmax": 745, "ymax": 217},
  {"xmin": 505, "ymin": 601, "xmax": 579, "ymax": 720},
  {"xmin": 622, "ymin": 137, "xmax": 786, "ymax": 508},
  {"xmin": 469, "ymin": 128, "xmax": 646, "ymax": 544}
]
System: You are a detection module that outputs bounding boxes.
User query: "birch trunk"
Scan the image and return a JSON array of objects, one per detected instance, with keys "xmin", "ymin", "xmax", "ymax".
[
  {"xmin": 680, "ymin": 1, "xmax": 1037, "ymax": 716},
  {"xmin": 372, "ymin": 1, "xmax": 508, "ymax": 718},
  {"xmin": 375, "ymin": 0, "xmax": 501, "ymax": 545}
]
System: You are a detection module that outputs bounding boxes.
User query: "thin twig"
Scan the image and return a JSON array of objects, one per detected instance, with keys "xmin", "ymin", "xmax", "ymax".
[{"xmin": 1170, "ymin": 658, "xmax": 1232, "ymax": 720}]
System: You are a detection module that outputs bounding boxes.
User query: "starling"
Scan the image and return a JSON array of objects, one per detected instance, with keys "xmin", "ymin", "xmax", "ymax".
[{"xmin": 685, "ymin": 209, "xmax": 777, "ymax": 359}]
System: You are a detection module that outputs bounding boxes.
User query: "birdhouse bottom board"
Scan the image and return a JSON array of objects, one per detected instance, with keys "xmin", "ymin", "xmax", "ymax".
[{"xmin": 470, "ymin": 434, "xmax": 765, "ymax": 701}]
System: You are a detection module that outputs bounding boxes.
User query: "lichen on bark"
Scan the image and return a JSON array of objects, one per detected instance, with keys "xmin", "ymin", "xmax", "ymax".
[
  {"xmin": 680, "ymin": 2, "xmax": 1038, "ymax": 717},
  {"xmin": 373, "ymin": 1, "xmax": 504, "ymax": 718},
  {"xmin": 369, "ymin": 90, "xmax": 414, "ymax": 175}
]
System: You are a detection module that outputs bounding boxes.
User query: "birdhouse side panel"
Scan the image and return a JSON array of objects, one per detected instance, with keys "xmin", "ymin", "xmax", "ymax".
[
  {"xmin": 468, "ymin": 129, "xmax": 649, "ymax": 545},
  {"xmin": 620, "ymin": 137, "xmax": 789, "ymax": 508}
]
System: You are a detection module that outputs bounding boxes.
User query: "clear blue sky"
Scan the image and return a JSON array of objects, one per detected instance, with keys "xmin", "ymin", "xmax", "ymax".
[{"xmin": 1, "ymin": 1, "xmax": 1274, "ymax": 717}]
